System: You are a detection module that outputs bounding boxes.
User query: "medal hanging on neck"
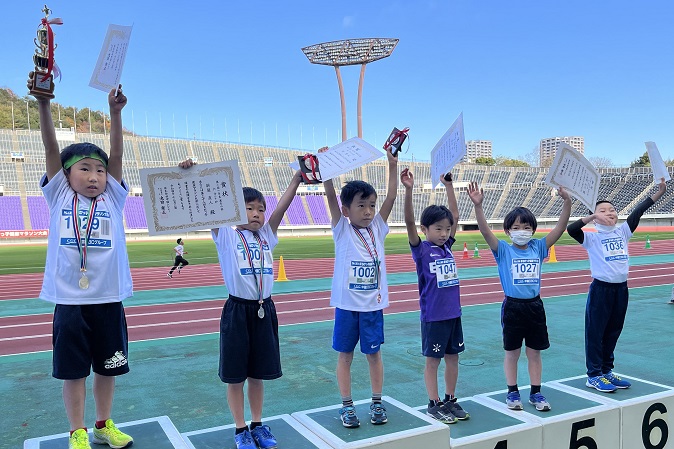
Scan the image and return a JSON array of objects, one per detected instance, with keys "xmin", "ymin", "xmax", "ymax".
[
  {"xmin": 236, "ymin": 229, "xmax": 266, "ymax": 318},
  {"xmin": 72, "ymin": 194, "xmax": 98, "ymax": 290},
  {"xmin": 352, "ymin": 225, "xmax": 382, "ymax": 303}
]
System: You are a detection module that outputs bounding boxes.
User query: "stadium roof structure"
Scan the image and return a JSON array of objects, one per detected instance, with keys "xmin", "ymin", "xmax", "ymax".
[
  {"xmin": 301, "ymin": 38, "xmax": 399, "ymax": 66},
  {"xmin": 301, "ymin": 38, "xmax": 399, "ymax": 141}
]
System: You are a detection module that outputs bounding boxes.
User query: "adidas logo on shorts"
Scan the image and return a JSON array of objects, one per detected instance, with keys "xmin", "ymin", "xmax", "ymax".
[{"xmin": 104, "ymin": 351, "xmax": 128, "ymax": 369}]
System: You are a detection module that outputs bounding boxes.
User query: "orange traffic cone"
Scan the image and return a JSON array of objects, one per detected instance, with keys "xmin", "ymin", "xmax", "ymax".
[
  {"xmin": 548, "ymin": 245, "xmax": 558, "ymax": 263},
  {"xmin": 463, "ymin": 242, "xmax": 469, "ymax": 259},
  {"xmin": 276, "ymin": 256, "xmax": 289, "ymax": 281}
]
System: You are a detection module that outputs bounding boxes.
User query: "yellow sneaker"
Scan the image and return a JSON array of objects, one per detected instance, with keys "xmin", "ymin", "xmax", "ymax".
[
  {"xmin": 69, "ymin": 429, "xmax": 92, "ymax": 449},
  {"xmin": 92, "ymin": 419, "xmax": 133, "ymax": 448}
]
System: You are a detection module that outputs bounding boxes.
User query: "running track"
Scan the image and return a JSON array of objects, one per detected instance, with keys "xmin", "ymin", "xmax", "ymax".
[{"xmin": 2, "ymin": 240, "xmax": 673, "ymax": 356}]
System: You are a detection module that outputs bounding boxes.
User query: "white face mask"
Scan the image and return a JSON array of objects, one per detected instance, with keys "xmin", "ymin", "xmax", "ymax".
[
  {"xmin": 594, "ymin": 223, "xmax": 617, "ymax": 233},
  {"xmin": 509, "ymin": 230, "xmax": 533, "ymax": 246}
]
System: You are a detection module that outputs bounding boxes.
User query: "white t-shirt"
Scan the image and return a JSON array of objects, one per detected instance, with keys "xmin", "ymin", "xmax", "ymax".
[
  {"xmin": 212, "ymin": 223, "xmax": 278, "ymax": 300},
  {"xmin": 175, "ymin": 244, "xmax": 185, "ymax": 256},
  {"xmin": 330, "ymin": 214, "xmax": 389, "ymax": 312},
  {"xmin": 582, "ymin": 222, "xmax": 632, "ymax": 283},
  {"xmin": 39, "ymin": 170, "xmax": 133, "ymax": 304}
]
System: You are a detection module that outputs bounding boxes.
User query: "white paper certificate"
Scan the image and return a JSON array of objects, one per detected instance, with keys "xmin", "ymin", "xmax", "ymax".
[
  {"xmin": 140, "ymin": 161, "xmax": 247, "ymax": 236},
  {"xmin": 544, "ymin": 143, "xmax": 600, "ymax": 211},
  {"xmin": 645, "ymin": 142, "xmax": 671, "ymax": 184},
  {"xmin": 430, "ymin": 113, "xmax": 466, "ymax": 187},
  {"xmin": 89, "ymin": 24, "xmax": 133, "ymax": 93},
  {"xmin": 289, "ymin": 137, "xmax": 384, "ymax": 181}
]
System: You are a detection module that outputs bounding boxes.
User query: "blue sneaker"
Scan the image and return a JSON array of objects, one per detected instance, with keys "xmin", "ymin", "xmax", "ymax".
[
  {"xmin": 603, "ymin": 371, "xmax": 631, "ymax": 389},
  {"xmin": 251, "ymin": 425, "xmax": 277, "ymax": 449},
  {"xmin": 339, "ymin": 406, "xmax": 360, "ymax": 428},
  {"xmin": 586, "ymin": 375, "xmax": 618, "ymax": 392},
  {"xmin": 234, "ymin": 430, "xmax": 256, "ymax": 449},
  {"xmin": 529, "ymin": 392, "xmax": 551, "ymax": 411},
  {"xmin": 506, "ymin": 391, "xmax": 523, "ymax": 410},
  {"xmin": 369, "ymin": 402, "xmax": 388, "ymax": 424}
]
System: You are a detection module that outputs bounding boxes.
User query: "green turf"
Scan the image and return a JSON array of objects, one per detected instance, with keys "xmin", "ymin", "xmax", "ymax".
[{"xmin": 0, "ymin": 230, "xmax": 671, "ymax": 274}]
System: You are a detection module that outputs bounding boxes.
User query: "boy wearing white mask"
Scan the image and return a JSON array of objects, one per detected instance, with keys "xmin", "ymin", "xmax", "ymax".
[
  {"xmin": 567, "ymin": 179, "xmax": 666, "ymax": 393},
  {"xmin": 468, "ymin": 182, "xmax": 571, "ymax": 412}
]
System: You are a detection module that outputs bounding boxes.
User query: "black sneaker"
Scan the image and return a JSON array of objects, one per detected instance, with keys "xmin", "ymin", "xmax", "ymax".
[
  {"xmin": 442, "ymin": 399, "xmax": 469, "ymax": 420},
  {"xmin": 427, "ymin": 402, "xmax": 456, "ymax": 424}
]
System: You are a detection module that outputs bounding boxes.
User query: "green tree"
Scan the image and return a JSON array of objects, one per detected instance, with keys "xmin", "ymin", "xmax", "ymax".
[
  {"xmin": 631, "ymin": 151, "xmax": 650, "ymax": 167},
  {"xmin": 475, "ymin": 156, "xmax": 496, "ymax": 165}
]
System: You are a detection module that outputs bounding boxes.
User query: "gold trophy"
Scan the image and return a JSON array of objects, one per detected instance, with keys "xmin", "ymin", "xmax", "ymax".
[{"xmin": 30, "ymin": 5, "xmax": 62, "ymax": 98}]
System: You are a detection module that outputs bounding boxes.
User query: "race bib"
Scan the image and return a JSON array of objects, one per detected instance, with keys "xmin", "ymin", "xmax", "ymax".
[
  {"xmin": 600, "ymin": 237, "xmax": 627, "ymax": 261},
  {"xmin": 431, "ymin": 258, "xmax": 459, "ymax": 288},
  {"xmin": 59, "ymin": 208, "xmax": 113, "ymax": 249},
  {"xmin": 236, "ymin": 241, "xmax": 273, "ymax": 276},
  {"xmin": 511, "ymin": 258, "xmax": 540, "ymax": 285},
  {"xmin": 348, "ymin": 260, "xmax": 378, "ymax": 291}
]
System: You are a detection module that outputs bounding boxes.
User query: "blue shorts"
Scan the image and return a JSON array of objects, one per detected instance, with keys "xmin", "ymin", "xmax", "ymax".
[
  {"xmin": 332, "ymin": 308, "xmax": 384, "ymax": 354},
  {"xmin": 421, "ymin": 317, "xmax": 465, "ymax": 357},
  {"xmin": 52, "ymin": 303, "xmax": 129, "ymax": 380}
]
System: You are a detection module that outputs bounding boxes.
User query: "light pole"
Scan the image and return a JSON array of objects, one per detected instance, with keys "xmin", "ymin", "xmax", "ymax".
[{"xmin": 301, "ymin": 38, "xmax": 398, "ymax": 142}]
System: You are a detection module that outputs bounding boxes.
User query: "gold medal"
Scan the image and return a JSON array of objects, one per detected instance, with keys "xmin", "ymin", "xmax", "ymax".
[
  {"xmin": 79, "ymin": 274, "xmax": 89, "ymax": 290},
  {"xmin": 258, "ymin": 305, "xmax": 265, "ymax": 319}
]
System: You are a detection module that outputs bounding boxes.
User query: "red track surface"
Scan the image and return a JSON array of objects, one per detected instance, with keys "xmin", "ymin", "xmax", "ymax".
[{"xmin": 2, "ymin": 240, "xmax": 673, "ymax": 356}]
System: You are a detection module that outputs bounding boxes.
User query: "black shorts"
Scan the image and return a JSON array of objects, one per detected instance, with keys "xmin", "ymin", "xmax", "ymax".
[
  {"xmin": 501, "ymin": 296, "xmax": 549, "ymax": 351},
  {"xmin": 219, "ymin": 295, "xmax": 282, "ymax": 384},
  {"xmin": 52, "ymin": 302, "xmax": 129, "ymax": 380},
  {"xmin": 421, "ymin": 317, "xmax": 465, "ymax": 357}
]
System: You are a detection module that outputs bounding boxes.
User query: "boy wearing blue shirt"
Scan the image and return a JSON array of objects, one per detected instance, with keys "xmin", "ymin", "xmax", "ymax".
[
  {"xmin": 567, "ymin": 178, "xmax": 666, "ymax": 392},
  {"xmin": 468, "ymin": 182, "xmax": 571, "ymax": 411}
]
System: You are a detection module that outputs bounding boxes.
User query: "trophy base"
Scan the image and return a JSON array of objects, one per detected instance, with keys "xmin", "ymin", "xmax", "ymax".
[{"xmin": 29, "ymin": 72, "xmax": 54, "ymax": 99}]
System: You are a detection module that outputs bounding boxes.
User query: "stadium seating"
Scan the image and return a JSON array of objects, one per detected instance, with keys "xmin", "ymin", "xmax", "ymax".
[
  {"xmin": 0, "ymin": 197, "xmax": 24, "ymax": 229},
  {"xmin": 27, "ymin": 196, "xmax": 49, "ymax": 230},
  {"xmin": 123, "ymin": 196, "xmax": 148, "ymax": 229},
  {"xmin": 2, "ymin": 129, "xmax": 674, "ymax": 232}
]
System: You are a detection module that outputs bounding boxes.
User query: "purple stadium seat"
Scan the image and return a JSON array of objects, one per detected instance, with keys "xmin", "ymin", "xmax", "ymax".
[
  {"xmin": 123, "ymin": 196, "xmax": 147, "ymax": 229},
  {"xmin": 0, "ymin": 197, "xmax": 25, "ymax": 230},
  {"xmin": 305, "ymin": 195, "xmax": 330, "ymax": 225},
  {"xmin": 286, "ymin": 196, "xmax": 309, "ymax": 225},
  {"xmin": 27, "ymin": 196, "xmax": 49, "ymax": 230}
]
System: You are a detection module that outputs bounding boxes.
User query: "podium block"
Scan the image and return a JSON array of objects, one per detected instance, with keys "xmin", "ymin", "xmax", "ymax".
[
  {"xmin": 476, "ymin": 385, "xmax": 621, "ymax": 449},
  {"xmin": 551, "ymin": 374, "xmax": 674, "ymax": 449},
  {"xmin": 291, "ymin": 396, "xmax": 449, "ymax": 449},
  {"xmin": 24, "ymin": 416, "xmax": 189, "ymax": 449},
  {"xmin": 415, "ymin": 398, "xmax": 542, "ymax": 448},
  {"xmin": 182, "ymin": 414, "xmax": 331, "ymax": 449}
]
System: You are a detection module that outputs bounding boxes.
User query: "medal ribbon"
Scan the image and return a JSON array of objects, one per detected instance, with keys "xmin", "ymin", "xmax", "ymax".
[
  {"xmin": 39, "ymin": 17, "xmax": 63, "ymax": 82},
  {"xmin": 351, "ymin": 225, "xmax": 380, "ymax": 292},
  {"xmin": 383, "ymin": 127, "xmax": 409, "ymax": 151},
  {"xmin": 235, "ymin": 229, "xmax": 265, "ymax": 303},
  {"xmin": 72, "ymin": 194, "xmax": 98, "ymax": 273}
]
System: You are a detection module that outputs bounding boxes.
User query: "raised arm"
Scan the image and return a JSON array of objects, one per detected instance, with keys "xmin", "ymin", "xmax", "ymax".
[
  {"xmin": 401, "ymin": 168, "xmax": 421, "ymax": 246},
  {"xmin": 28, "ymin": 72, "xmax": 60, "ymax": 181},
  {"xmin": 467, "ymin": 182, "xmax": 499, "ymax": 251},
  {"xmin": 440, "ymin": 173, "xmax": 459, "ymax": 238},
  {"xmin": 107, "ymin": 86, "xmax": 127, "ymax": 183},
  {"xmin": 545, "ymin": 187, "xmax": 572, "ymax": 248},
  {"xmin": 268, "ymin": 170, "xmax": 302, "ymax": 234},
  {"xmin": 378, "ymin": 149, "xmax": 399, "ymax": 222}
]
